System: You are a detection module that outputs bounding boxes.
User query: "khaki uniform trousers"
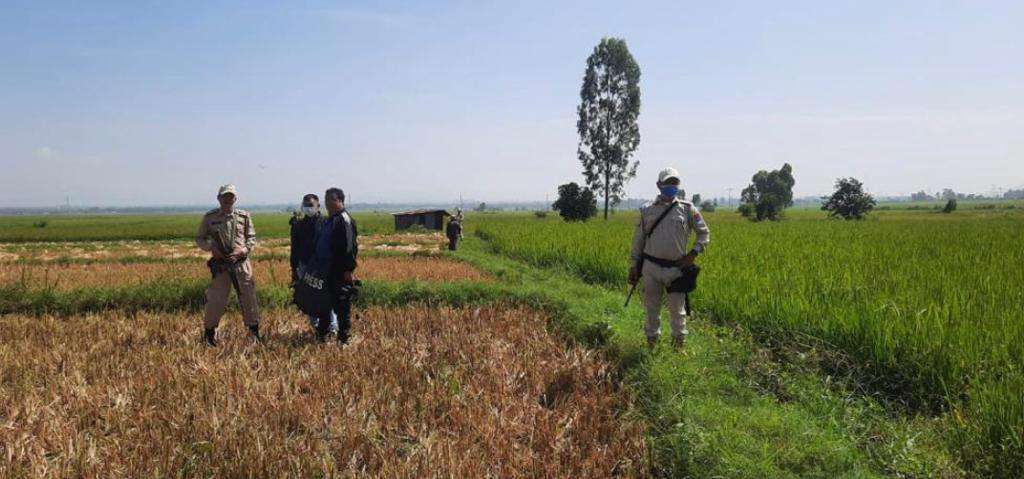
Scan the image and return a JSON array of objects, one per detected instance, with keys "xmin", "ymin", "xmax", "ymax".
[
  {"xmin": 641, "ymin": 261, "xmax": 688, "ymax": 340},
  {"xmin": 203, "ymin": 259, "xmax": 260, "ymax": 329}
]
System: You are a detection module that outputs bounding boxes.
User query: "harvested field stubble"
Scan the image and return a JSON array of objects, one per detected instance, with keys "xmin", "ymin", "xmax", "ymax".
[
  {"xmin": 0, "ymin": 239, "xmax": 210, "ymax": 263},
  {"xmin": 0, "ymin": 306, "xmax": 644, "ymax": 477},
  {"xmin": 0, "ymin": 234, "xmax": 440, "ymax": 263},
  {"xmin": 0, "ymin": 257, "xmax": 491, "ymax": 290}
]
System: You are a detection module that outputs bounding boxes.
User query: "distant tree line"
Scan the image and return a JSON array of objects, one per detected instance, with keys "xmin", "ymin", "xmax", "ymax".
[
  {"xmin": 1004, "ymin": 188, "xmax": 1024, "ymax": 200},
  {"xmin": 911, "ymin": 188, "xmax": 1015, "ymax": 202}
]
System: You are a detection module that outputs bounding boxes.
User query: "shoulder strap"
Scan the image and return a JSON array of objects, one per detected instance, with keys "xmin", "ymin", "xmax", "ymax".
[{"xmin": 644, "ymin": 201, "xmax": 677, "ymax": 238}]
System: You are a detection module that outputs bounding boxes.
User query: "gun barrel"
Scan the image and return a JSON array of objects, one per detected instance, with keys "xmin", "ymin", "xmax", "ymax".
[{"xmin": 624, "ymin": 283, "xmax": 638, "ymax": 307}]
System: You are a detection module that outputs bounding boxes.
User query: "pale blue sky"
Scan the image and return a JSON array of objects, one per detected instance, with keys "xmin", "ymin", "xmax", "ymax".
[{"xmin": 2, "ymin": 0, "xmax": 1022, "ymax": 207}]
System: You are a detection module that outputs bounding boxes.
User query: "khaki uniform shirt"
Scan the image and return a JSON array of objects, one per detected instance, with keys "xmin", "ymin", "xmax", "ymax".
[
  {"xmin": 196, "ymin": 208, "xmax": 257, "ymax": 257},
  {"xmin": 630, "ymin": 199, "xmax": 710, "ymax": 263}
]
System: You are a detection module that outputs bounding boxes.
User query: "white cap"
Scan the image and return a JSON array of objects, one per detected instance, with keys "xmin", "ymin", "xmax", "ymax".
[
  {"xmin": 658, "ymin": 167, "xmax": 680, "ymax": 183},
  {"xmin": 217, "ymin": 184, "xmax": 237, "ymax": 197}
]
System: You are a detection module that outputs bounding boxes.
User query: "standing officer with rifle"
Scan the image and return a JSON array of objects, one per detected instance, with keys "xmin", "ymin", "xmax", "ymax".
[
  {"xmin": 196, "ymin": 184, "xmax": 262, "ymax": 346},
  {"xmin": 627, "ymin": 168, "xmax": 710, "ymax": 349}
]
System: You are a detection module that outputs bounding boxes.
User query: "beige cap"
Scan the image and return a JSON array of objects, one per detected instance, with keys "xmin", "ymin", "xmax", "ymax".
[
  {"xmin": 218, "ymin": 184, "xmax": 237, "ymax": 197},
  {"xmin": 658, "ymin": 167, "xmax": 680, "ymax": 183}
]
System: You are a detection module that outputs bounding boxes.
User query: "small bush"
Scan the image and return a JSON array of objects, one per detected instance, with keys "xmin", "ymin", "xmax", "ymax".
[
  {"xmin": 942, "ymin": 199, "xmax": 957, "ymax": 214},
  {"xmin": 534, "ymin": 211, "xmax": 548, "ymax": 219},
  {"xmin": 552, "ymin": 182, "xmax": 597, "ymax": 222},
  {"xmin": 737, "ymin": 203, "xmax": 753, "ymax": 218}
]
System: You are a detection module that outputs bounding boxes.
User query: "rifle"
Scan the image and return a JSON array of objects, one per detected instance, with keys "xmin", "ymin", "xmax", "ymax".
[
  {"xmin": 624, "ymin": 255, "xmax": 643, "ymax": 307},
  {"xmin": 624, "ymin": 200, "xmax": 678, "ymax": 308},
  {"xmin": 208, "ymin": 233, "xmax": 244, "ymax": 297}
]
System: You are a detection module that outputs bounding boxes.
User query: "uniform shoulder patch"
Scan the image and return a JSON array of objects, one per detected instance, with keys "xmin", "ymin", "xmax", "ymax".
[{"xmin": 235, "ymin": 209, "xmax": 251, "ymax": 217}]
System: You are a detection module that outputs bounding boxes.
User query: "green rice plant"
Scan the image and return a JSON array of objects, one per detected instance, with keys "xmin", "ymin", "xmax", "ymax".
[{"xmin": 475, "ymin": 209, "xmax": 1024, "ymax": 475}]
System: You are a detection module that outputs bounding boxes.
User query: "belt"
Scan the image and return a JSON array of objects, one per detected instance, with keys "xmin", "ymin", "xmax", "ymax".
[{"xmin": 642, "ymin": 253, "xmax": 681, "ymax": 268}]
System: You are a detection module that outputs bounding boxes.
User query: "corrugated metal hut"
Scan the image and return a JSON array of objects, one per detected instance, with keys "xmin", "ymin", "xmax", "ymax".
[{"xmin": 392, "ymin": 209, "xmax": 450, "ymax": 231}]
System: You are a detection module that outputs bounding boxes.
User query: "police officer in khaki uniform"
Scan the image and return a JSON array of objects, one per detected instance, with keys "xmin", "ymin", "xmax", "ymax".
[
  {"xmin": 196, "ymin": 184, "xmax": 261, "ymax": 345},
  {"xmin": 628, "ymin": 168, "xmax": 710, "ymax": 348}
]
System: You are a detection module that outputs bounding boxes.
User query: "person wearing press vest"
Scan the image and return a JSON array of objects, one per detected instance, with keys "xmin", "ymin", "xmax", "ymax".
[
  {"xmin": 628, "ymin": 168, "xmax": 710, "ymax": 349},
  {"xmin": 289, "ymin": 193, "xmax": 338, "ymax": 334},
  {"xmin": 312, "ymin": 187, "xmax": 359, "ymax": 344}
]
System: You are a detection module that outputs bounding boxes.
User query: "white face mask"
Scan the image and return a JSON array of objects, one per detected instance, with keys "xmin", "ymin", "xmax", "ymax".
[{"xmin": 301, "ymin": 206, "xmax": 318, "ymax": 216}]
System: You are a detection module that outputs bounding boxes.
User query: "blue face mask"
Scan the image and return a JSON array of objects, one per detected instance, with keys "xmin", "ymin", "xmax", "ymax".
[{"xmin": 659, "ymin": 185, "xmax": 679, "ymax": 198}]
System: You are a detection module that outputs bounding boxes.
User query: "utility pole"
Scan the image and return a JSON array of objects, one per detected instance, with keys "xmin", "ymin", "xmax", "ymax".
[{"xmin": 726, "ymin": 188, "xmax": 734, "ymax": 206}]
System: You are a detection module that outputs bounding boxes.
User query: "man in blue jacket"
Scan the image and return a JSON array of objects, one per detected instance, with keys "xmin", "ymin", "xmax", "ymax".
[{"xmin": 312, "ymin": 187, "xmax": 359, "ymax": 344}]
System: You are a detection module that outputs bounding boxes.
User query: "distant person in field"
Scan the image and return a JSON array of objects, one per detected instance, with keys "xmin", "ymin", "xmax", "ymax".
[
  {"xmin": 311, "ymin": 187, "xmax": 359, "ymax": 344},
  {"xmin": 195, "ymin": 184, "xmax": 261, "ymax": 346},
  {"xmin": 628, "ymin": 168, "xmax": 711, "ymax": 348},
  {"xmin": 289, "ymin": 193, "xmax": 338, "ymax": 334},
  {"xmin": 445, "ymin": 213, "xmax": 463, "ymax": 251}
]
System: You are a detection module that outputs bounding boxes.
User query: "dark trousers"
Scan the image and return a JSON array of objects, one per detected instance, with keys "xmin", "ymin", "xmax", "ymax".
[
  {"xmin": 447, "ymin": 236, "xmax": 459, "ymax": 251},
  {"xmin": 318, "ymin": 295, "xmax": 351, "ymax": 335}
]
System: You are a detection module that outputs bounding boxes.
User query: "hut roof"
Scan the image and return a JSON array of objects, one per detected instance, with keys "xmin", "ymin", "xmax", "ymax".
[{"xmin": 392, "ymin": 209, "xmax": 451, "ymax": 217}]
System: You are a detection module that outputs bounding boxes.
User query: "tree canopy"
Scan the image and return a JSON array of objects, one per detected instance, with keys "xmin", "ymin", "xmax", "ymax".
[
  {"xmin": 821, "ymin": 177, "xmax": 876, "ymax": 220},
  {"xmin": 577, "ymin": 37, "xmax": 641, "ymax": 220},
  {"xmin": 738, "ymin": 163, "xmax": 795, "ymax": 221},
  {"xmin": 551, "ymin": 182, "xmax": 597, "ymax": 222}
]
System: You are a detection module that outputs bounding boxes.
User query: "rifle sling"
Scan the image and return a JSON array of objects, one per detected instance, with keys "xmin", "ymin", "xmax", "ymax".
[{"xmin": 636, "ymin": 201, "xmax": 678, "ymax": 270}]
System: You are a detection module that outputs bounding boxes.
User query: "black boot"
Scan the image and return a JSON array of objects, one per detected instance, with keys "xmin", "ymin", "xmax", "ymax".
[
  {"xmin": 248, "ymin": 324, "xmax": 263, "ymax": 343},
  {"xmin": 337, "ymin": 328, "xmax": 350, "ymax": 345},
  {"xmin": 204, "ymin": 328, "xmax": 217, "ymax": 346},
  {"xmin": 315, "ymin": 318, "xmax": 331, "ymax": 343}
]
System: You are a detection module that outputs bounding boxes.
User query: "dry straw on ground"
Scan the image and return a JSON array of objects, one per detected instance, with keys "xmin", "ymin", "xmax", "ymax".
[
  {"xmin": 0, "ymin": 257, "xmax": 491, "ymax": 290},
  {"xmin": 0, "ymin": 306, "xmax": 644, "ymax": 477},
  {"xmin": 0, "ymin": 234, "xmax": 445, "ymax": 263}
]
